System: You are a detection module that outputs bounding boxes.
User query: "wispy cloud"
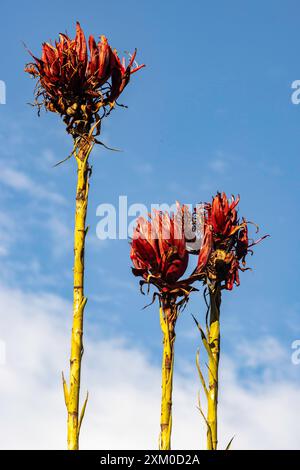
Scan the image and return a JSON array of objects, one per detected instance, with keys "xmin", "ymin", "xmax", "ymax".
[
  {"xmin": 0, "ymin": 282, "xmax": 299, "ymax": 449},
  {"xmin": 235, "ymin": 336, "xmax": 287, "ymax": 368},
  {"xmin": 133, "ymin": 162, "xmax": 153, "ymax": 175},
  {"xmin": 0, "ymin": 210, "xmax": 16, "ymax": 257},
  {"xmin": 209, "ymin": 150, "xmax": 229, "ymax": 174},
  {"xmin": 46, "ymin": 214, "xmax": 72, "ymax": 258},
  {"xmin": 0, "ymin": 167, "xmax": 66, "ymax": 205},
  {"xmin": 209, "ymin": 157, "xmax": 227, "ymax": 173}
]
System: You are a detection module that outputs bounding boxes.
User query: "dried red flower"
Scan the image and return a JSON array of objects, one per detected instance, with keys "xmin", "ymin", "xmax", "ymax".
[
  {"xmin": 195, "ymin": 192, "xmax": 268, "ymax": 290},
  {"xmin": 110, "ymin": 48, "xmax": 145, "ymax": 106},
  {"xmin": 130, "ymin": 207, "xmax": 189, "ymax": 289},
  {"xmin": 25, "ymin": 22, "xmax": 144, "ymax": 139},
  {"xmin": 211, "ymin": 193, "xmax": 240, "ymax": 242}
]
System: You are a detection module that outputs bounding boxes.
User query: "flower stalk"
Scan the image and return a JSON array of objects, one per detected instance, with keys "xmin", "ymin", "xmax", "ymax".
[
  {"xmin": 63, "ymin": 140, "xmax": 92, "ymax": 450},
  {"xmin": 130, "ymin": 204, "xmax": 196, "ymax": 450},
  {"xmin": 25, "ymin": 22, "xmax": 144, "ymax": 449},
  {"xmin": 194, "ymin": 192, "xmax": 268, "ymax": 450},
  {"xmin": 194, "ymin": 286, "xmax": 221, "ymax": 451},
  {"xmin": 206, "ymin": 285, "xmax": 221, "ymax": 450},
  {"xmin": 159, "ymin": 301, "xmax": 177, "ymax": 450}
]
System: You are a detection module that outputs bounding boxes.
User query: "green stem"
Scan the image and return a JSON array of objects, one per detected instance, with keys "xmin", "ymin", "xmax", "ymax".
[
  {"xmin": 159, "ymin": 301, "xmax": 177, "ymax": 450},
  {"xmin": 206, "ymin": 285, "xmax": 221, "ymax": 450}
]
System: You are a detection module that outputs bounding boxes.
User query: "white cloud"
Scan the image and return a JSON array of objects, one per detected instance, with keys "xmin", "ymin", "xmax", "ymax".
[
  {"xmin": 46, "ymin": 214, "xmax": 72, "ymax": 258},
  {"xmin": 0, "ymin": 282, "xmax": 299, "ymax": 450},
  {"xmin": 41, "ymin": 148, "xmax": 56, "ymax": 166},
  {"xmin": 235, "ymin": 336, "xmax": 287, "ymax": 368},
  {"xmin": 209, "ymin": 158, "xmax": 227, "ymax": 173},
  {"xmin": 133, "ymin": 162, "xmax": 153, "ymax": 175},
  {"xmin": 89, "ymin": 294, "xmax": 114, "ymax": 304},
  {"xmin": 209, "ymin": 150, "xmax": 229, "ymax": 174},
  {"xmin": 0, "ymin": 168, "xmax": 65, "ymax": 205},
  {"xmin": 0, "ymin": 210, "xmax": 16, "ymax": 257},
  {"xmin": 219, "ymin": 356, "xmax": 300, "ymax": 449}
]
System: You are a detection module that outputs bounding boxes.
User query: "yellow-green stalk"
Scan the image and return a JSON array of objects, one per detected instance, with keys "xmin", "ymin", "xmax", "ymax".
[
  {"xmin": 195, "ymin": 284, "xmax": 221, "ymax": 451},
  {"xmin": 159, "ymin": 302, "xmax": 177, "ymax": 450},
  {"xmin": 206, "ymin": 285, "xmax": 221, "ymax": 450},
  {"xmin": 62, "ymin": 140, "xmax": 93, "ymax": 450}
]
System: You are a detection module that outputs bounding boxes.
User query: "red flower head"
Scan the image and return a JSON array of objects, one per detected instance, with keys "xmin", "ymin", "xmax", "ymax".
[
  {"xmin": 196, "ymin": 192, "xmax": 268, "ymax": 290},
  {"xmin": 131, "ymin": 206, "xmax": 189, "ymax": 289},
  {"xmin": 211, "ymin": 192, "xmax": 240, "ymax": 242},
  {"xmin": 109, "ymin": 48, "xmax": 145, "ymax": 107},
  {"xmin": 25, "ymin": 22, "xmax": 145, "ymax": 139}
]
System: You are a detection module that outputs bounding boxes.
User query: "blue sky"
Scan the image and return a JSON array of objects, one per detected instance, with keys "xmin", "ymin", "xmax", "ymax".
[{"xmin": 0, "ymin": 0, "xmax": 300, "ymax": 449}]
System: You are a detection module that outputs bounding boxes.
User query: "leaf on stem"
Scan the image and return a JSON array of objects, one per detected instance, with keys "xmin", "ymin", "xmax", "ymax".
[
  {"xmin": 62, "ymin": 371, "xmax": 69, "ymax": 408},
  {"xmin": 192, "ymin": 314, "xmax": 215, "ymax": 366},
  {"xmin": 225, "ymin": 435, "xmax": 235, "ymax": 450},
  {"xmin": 196, "ymin": 392, "xmax": 213, "ymax": 450},
  {"xmin": 196, "ymin": 349, "xmax": 208, "ymax": 398},
  {"xmin": 78, "ymin": 391, "xmax": 89, "ymax": 436}
]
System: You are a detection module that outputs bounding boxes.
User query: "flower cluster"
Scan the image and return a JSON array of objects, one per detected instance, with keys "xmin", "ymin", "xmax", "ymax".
[
  {"xmin": 131, "ymin": 193, "xmax": 268, "ymax": 297},
  {"xmin": 195, "ymin": 192, "xmax": 268, "ymax": 290},
  {"xmin": 130, "ymin": 204, "xmax": 196, "ymax": 298},
  {"xmin": 25, "ymin": 22, "xmax": 144, "ymax": 138}
]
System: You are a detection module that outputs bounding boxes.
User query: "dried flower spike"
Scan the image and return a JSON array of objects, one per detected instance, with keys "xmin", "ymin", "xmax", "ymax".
[
  {"xmin": 193, "ymin": 192, "xmax": 268, "ymax": 450},
  {"xmin": 25, "ymin": 22, "xmax": 144, "ymax": 450},
  {"xmin": 25, "ymin": 22, "xmax": 145, "ymax": 140},
  {"xmin": 130, "ymin": 204, "xmax": 197, "ymax": 450},
  {"xmin": 196, "ymin": 192, "xmax": 268, "ymax": 290}
]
